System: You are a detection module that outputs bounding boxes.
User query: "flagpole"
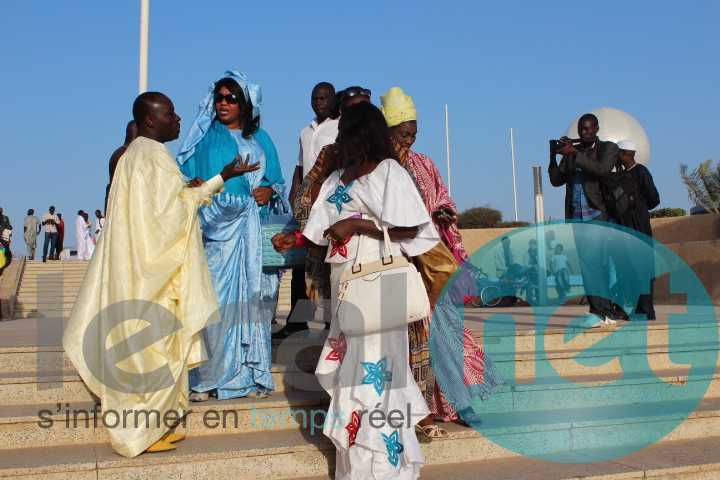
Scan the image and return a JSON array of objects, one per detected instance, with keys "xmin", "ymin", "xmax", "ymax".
[
  {"xmin": 444, "ymin": 104, "xmax": 452, "ymax": 196},
  {"xmin": 139, "ymin": 0, "xmax": 149, "ymax": 93},
  {"xmin": 510, "ymin": 128, "xmax": 519, "ymax": 221}
]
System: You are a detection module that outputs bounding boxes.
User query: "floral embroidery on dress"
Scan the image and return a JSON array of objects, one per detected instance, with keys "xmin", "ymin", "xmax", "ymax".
[
  {"xmin": 330, "ymin": 236, "xmax": 351, "ymax": 258},
  {"xmin": 325, "ymin": 335, "xmax": 347, "ymax": 362},
  {"xmin": 345, "ymin": 410, "xmax": 361, "ymax": 446},
  {"xmin": 381, "ymin": 430, "xmax": 404, "ymax": 467},
  {"xmin": 327, "ymin": 181, "xmax": 354, "ymax": 213},
  {"xmin": 361, "ymin": 357, "xmax": 393, "ymax": 396}
]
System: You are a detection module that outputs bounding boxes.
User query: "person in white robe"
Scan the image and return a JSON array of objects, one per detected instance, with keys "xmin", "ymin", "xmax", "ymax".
[
  {"xmin": 74, "ymin": 211, "xmax": 92, "ymax": 260},
  {"xmin": 302, "ymin": 103, "xmax": 438, "ymax": 480},
  {"xmin": 63, "ymin": 92, "xmax": 259, "ymax": 457}
]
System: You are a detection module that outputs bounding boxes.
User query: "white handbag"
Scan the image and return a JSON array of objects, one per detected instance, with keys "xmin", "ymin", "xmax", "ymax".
[{"xmin": 336, "ymin": 226, "xmax": 431, "ymax": 336}]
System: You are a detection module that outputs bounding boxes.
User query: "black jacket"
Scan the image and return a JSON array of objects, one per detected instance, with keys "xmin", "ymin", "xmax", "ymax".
[
  {"xmin": 548, "ymin": 140, "xmax": 619, "ymax": 219},
  {"xmin": 614, "ymin": 163, "xmax": 660, "ymax": 236}
]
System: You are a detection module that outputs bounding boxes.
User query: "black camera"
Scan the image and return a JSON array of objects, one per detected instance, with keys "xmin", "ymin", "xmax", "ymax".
[{"xmin": 549, "ymin": 137, "xmax": 581, "ymax": 154}]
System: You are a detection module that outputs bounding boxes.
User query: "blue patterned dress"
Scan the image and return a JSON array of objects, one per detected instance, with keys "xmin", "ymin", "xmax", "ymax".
[{"xmin": 180, "ymin": 121, "xmax": 284, "ymax": 399}]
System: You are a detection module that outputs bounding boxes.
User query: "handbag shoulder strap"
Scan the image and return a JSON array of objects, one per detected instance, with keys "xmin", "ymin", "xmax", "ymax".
[{"xmin": 351, "ymin": 215, "xmax": 392, "ymax": 268}]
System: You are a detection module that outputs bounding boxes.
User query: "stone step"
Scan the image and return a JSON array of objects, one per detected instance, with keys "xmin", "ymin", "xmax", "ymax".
[
  {"xmin": 4, "ymin": 337, "xmax": 716, "ymax": 387},
  {"xmin": 478, "ymin": 315, "xmax": 719, "ymax": 354},
  {"xmin": 0, "ymin": 339, "xmax": 323, "ymax": 375},
  {"xmin": 16, "ymin": 300, "xmax": 79, "ymax": 308},
  {"xmin": 20, "ymin": 273, "xmax": 88, "ymax": 278},
  {"xmin": 13, "ymin": 310, "xmax": 75, "ymax": 319},
  {"xmin": 17, "ymin": 290, "xmax": 80, "ymax": 297},
  {"xmin": 14, "ymin": 302, "xmax": 78, "ymax": 309},
  {"xmin": 19, "ymin": 276, "xmax": 87, "ymax": 279},
  {"xmin": 2, "ymin": 317, "xmax": 716, "ymax": 372},
  {"xmin": 0, "ymin": 390, "xmax": 330, "ymax": 449},
  {"xmin": 18, "ymin": 282, "xmax": 85, "ymax": 288},
  {"xmin": 0, "ymin": 364, "xmax": 321, "ymax": 406},
  {"xmin": 492, "ymin": 343, "xmax": 720, "ymax": 380},
  {"xmin": 18, "ymin": 281, "xmax": 86, "ymax": 287},
  {"xmin": 0, "ymin": 421, "xmax": 719, "ymax": 479},
  {"xmin": 21, "ymin": 269, "xmax": 87, "ymax": 273},
  {"xmin": 21, "ymin": 270, "xmax": 88, "ymax": 275},
  {"xmin": 1, "ymin": 369, "xmax": 717, "ymax": 450},
  {"xmin": 2, "ymin": 340, "xmax": 717, "ymax": 402},
  {"xmin": 298, "ymin": 435, "xmax": 720, "ymax": 479},
  {"xmin": 19, "ymin": 287, "xmax": 85, "ymax": 293},
  {"xmin": 16, "ymin": 296, "xmax": 82, "ymax": 304},
  {"xmin": 18, "ymin": 284, "xmax": 86, "ymax": 290},
  {"xmin": 3, "ymin": 338, "xmax": 717, "ymax": 397},
  {"xmin": 415, "ymin": 435, "xmax": 720, "ymax": 479},
  {"xmin": 23, "ymin": 262, "xmax": 88, "ymax": 266}
]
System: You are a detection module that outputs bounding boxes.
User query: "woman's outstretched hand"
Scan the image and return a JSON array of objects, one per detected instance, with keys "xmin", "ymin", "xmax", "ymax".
[{"xmin": 221, "ymin": 154, "xmax": 261, "ymax": 181}]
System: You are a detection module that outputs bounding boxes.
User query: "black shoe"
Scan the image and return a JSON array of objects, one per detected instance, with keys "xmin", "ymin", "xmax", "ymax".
[
  {"xmin": 608, "ymin": 305, "xmax": 629, "ymax": 321},
  {"xmin": 272, "ymin": 323, "xmax": 309, "ymax": 340}
]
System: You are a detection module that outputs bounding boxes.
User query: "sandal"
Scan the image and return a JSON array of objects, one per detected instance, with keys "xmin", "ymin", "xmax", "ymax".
[
  {"xmin": 415, "ymin": 424, "xmax": 449, "ymax": 443},
  {"xmin": 255, "ymin": 390, "xmax": 271, "ymax": 399},
  {"xmin": 145, "ymin": 439, "xmax": 176, "ymax": 453},
  {"xmin": 189, "ymin": 392, "xmax": 210, "ymax": 402}
]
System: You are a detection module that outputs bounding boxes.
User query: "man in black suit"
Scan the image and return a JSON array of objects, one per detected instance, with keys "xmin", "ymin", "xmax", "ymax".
[{"xmin": 549, "ymin": 113, "xmax": 619, "ymax": 327}]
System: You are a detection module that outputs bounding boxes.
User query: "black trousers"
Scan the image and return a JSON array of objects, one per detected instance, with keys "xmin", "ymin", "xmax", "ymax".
[
  {"xmin": 610, "ymin": 234, "xmax": 656, "ymax": 320},
  {"xmin": 288, "ymin": 265, "xmax": 309, "ymax": 325},
  {"xmin": 573, "ymin": 222, "xmax": 614, "ymax": 318}
]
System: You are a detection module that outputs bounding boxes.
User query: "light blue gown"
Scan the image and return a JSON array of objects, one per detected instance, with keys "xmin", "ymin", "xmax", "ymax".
[{"xmin": 179, "ymin": 118, "xmax": 284, "ymax": 400}]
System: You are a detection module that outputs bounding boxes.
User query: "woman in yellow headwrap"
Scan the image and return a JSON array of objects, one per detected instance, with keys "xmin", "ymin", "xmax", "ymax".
[{"xmin": 381, "ymin": 87, "xmax": 503, "ymax": 435}]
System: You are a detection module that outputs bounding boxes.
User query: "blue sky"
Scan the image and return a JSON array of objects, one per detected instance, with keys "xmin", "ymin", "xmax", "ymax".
[{"xmin": 1, "ymin": 1, "xmax": 718, "ymax": 254}]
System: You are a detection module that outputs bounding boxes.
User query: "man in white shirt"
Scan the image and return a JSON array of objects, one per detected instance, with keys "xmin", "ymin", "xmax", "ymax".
[
  {"xmin": 41, "ymin": 206, "xmax": 60, "ymax": 262},
  {"xmin": 291, "ymin": 82, "xmax": 339, "ymax": 198},
  {"xmin": 277, "ymin": 82, "xmax": 338, "ymax": 339}
]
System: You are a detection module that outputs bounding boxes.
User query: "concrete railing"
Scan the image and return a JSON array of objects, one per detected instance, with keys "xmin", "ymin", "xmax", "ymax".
[
  {"xmin": 0, "ymin": 256, "xmax": 26, "ymax": 320},
  {"xmin": 459, "ymin": 214, "xmax": 720, "ymax": 304}
]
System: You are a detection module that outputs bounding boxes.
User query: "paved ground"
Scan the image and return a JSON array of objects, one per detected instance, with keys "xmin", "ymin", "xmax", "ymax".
[
  {"xmin": 465, "ymin": 304, "xmax": 720, "ymax": 333},
  {"xmin": 1, "ymin": 305, "xmax": 717, "ymax": 349}
]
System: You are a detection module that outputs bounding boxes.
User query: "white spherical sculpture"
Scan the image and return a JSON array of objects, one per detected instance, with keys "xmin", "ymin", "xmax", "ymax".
[{"xmin": 565, "ymin": 107, "xmax": 651, "ymax": 165}]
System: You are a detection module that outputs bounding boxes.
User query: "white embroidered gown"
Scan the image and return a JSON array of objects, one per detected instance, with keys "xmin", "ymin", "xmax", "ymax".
[{"xmin": 303, "ymin": 159, "xmax": 439, "ymax": 480}]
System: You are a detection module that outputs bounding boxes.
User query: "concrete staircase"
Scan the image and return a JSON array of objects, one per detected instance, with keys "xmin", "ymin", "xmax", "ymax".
[
  {"xmin": 0, "ymin": 306, "xmax": 718, "ymax": 479},
  {"xmin": 13, "ymin": 261, "xmax": 293, "ymax": 319},
  {"xmin": 13, "ymin": 261, "xmax": 89, "ymax": 319}
]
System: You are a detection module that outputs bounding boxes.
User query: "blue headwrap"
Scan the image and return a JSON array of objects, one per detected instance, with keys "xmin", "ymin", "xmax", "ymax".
[{"xmin": 177, "ymin": 70, "xmax": 262, "ymax": 166}]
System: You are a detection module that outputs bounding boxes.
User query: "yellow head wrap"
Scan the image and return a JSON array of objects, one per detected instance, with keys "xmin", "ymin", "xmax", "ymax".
[{"xmin": 381, "ymin": 86, "xmax": 417, "ymax": 127}]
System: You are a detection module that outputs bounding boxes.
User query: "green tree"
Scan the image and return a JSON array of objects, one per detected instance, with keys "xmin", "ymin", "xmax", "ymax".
[
  {"xmin": 458, "ymin": 206, "xmax": 502, "ymax": 229},
  {"xmin": 680, "ymin": 159, "xmax": 720, "ymax": 214},
  {"xmin": 650, "ymin": 208, "xmax": 686, "ymax": 218}
]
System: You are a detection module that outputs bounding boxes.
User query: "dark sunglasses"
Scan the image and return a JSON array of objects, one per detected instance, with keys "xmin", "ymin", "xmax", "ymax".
[
  {"xmin": 342, "ymin": 88, "xmax": 371, "ymax": 99},
  {"xmin": 214, "ymin": 93, "xmax": 240, "ymax": 104}
]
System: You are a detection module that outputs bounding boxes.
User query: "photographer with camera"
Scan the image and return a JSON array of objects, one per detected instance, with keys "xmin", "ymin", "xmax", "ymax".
[{"xmin": 548, "ymin": 113, "xmax": 619, "ymax": 328}]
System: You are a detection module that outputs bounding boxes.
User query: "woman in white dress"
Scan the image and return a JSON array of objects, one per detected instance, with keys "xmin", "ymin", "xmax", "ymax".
[
  {"xmin": 75, "ymin": 211, "xmax": 94, "ymax": 260},
  {"xmin": 303, "ymin": 103, "xmax": 439, "ymax": 480},
  {"xmin": 75, "ymin": 211, "xmax": 87, "ymax": 260},
  {"xmin": 84, "ymin": 212, "xmax": 95, "ymax": 258}
]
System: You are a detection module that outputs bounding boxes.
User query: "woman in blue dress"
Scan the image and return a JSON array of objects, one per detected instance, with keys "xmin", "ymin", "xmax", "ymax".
[{"xmin": 176, "ymin": 70, "xmax": 285, "ymax": 400}]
